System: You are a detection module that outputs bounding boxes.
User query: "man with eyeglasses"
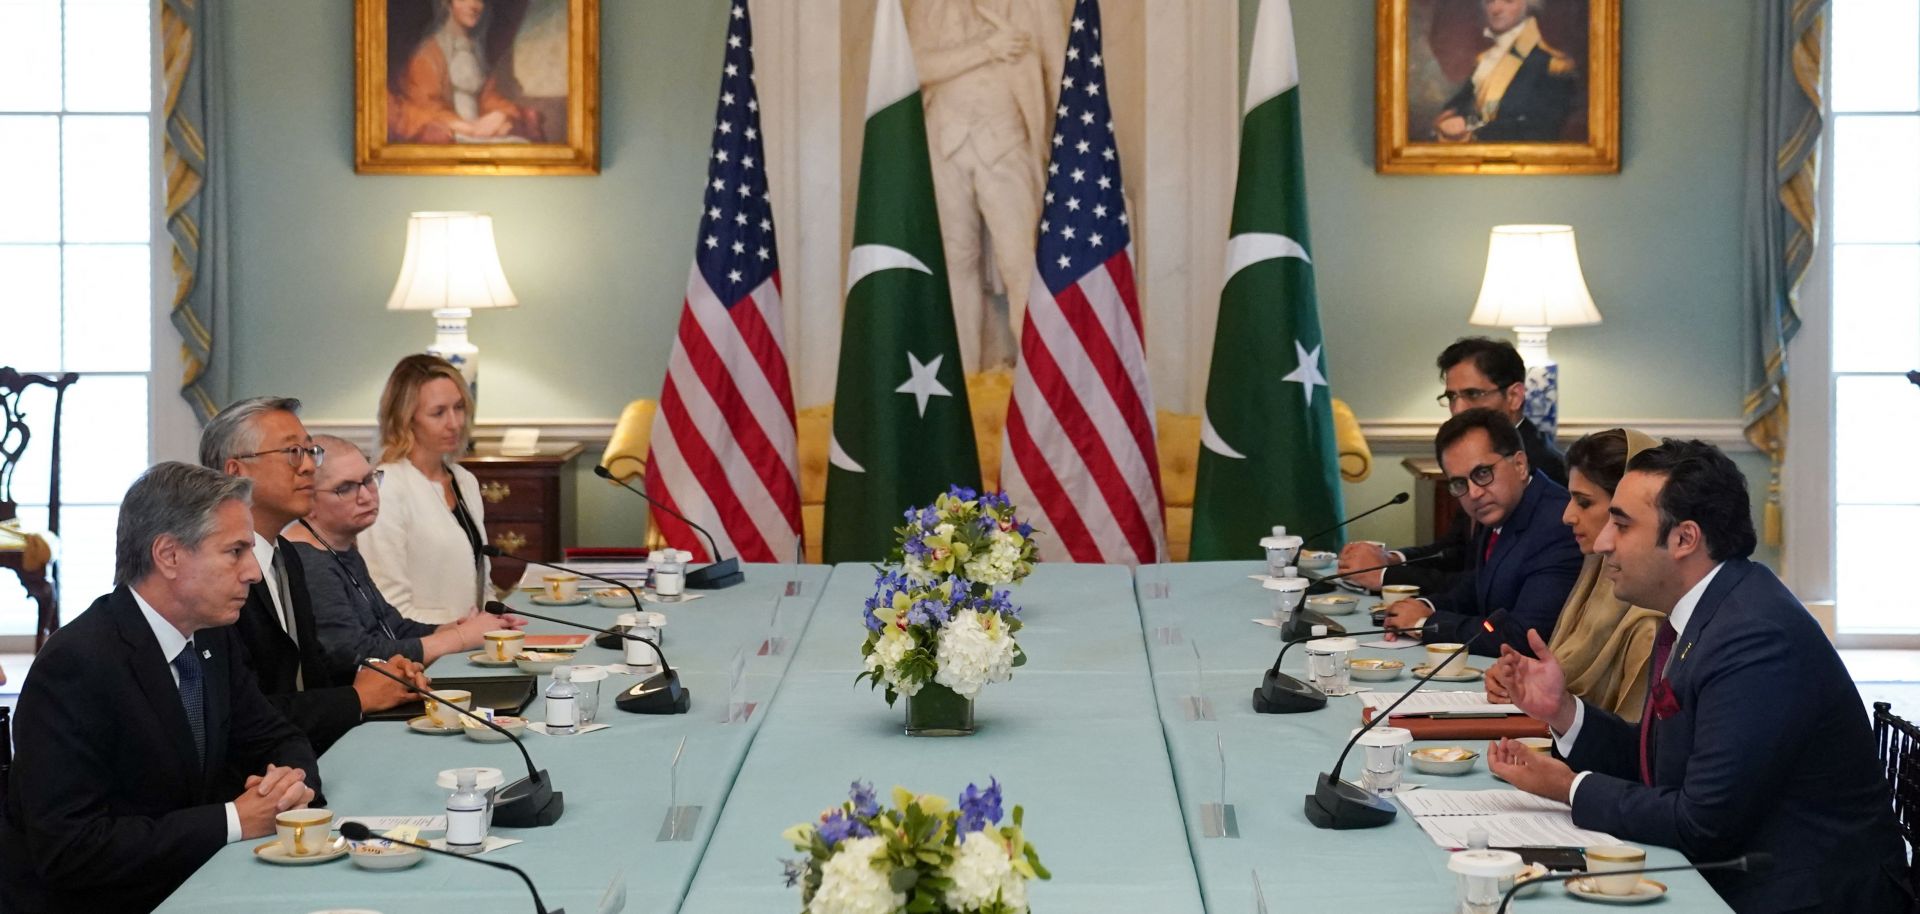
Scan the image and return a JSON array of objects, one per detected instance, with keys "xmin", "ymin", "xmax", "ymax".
[
  {"xmin": 200, "ymin": 397, "xmax": 425, "ymax": 753},
  {"xmin": 286, "ymin": 435, "xmax": 511, "ymax": 681},
  {"xmin": 1378, "ymin": 407, "xmax": 1583, "ymax": 657},
  {"xmin": 1339, "ymin": 337, "xmax": 1567, "ymax": 594}
]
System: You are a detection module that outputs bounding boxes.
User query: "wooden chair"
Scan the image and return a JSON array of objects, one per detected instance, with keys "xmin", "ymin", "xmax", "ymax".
[
  {"xmin": 0, "ymin": 368, "xmax": 79, "ymax": 650},
  {"xmin": 1874, "ymin": 701, "xmax": 1920, "ymax": 906}
]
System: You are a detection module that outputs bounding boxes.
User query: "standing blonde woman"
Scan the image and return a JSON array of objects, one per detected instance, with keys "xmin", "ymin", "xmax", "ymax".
[{"xmin": 361, "ymin": 355, "xmax": 491, "ymax": 624}]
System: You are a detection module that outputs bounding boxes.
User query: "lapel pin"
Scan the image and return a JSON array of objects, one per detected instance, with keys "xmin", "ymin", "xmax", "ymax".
[{"xmin": 202, "ymin": 649, "xmax": 212, "ymax": 660}]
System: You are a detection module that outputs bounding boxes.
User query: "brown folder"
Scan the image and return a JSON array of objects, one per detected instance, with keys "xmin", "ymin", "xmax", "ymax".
[{"xmin": 1361, "ymin": 707, "xmax": 1550, "ymax": 740}]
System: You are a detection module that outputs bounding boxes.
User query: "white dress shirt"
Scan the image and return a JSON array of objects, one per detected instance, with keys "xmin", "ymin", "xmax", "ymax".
[
  {"xmin": 131, "ymin": 588, "xmax": 243, "ymax": 844},
  {"xmin": 1557, "ymin": 562, "xmax": 1724, "ymax": 804},
  {"xmin": 361, "ymin": 459, "xmax": 490, "ymax": 625}
]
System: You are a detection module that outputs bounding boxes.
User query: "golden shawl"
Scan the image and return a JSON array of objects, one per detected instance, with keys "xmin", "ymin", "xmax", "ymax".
[{"xmin": 1544, "ymin": 428, "xmax": 1665, "ymax": 723}]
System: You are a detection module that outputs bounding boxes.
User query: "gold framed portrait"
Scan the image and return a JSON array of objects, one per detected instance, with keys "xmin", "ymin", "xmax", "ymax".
[
  {"xmin": 355, "ymin": 0, "xmax": 599, "ymax": 175},
  {"xmin": 1376, "ymin": 0, "xmax": 1618, "ymax": 175}
]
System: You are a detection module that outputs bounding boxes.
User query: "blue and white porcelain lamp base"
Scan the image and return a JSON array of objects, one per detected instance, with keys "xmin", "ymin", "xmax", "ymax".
[
  {"xmin": 426, "ymin": 306, "xmax": 482, "ymax": 398},
  {"xmin": 1513, "ymin": 326, "xmax": 1560, "ymax": 441}
]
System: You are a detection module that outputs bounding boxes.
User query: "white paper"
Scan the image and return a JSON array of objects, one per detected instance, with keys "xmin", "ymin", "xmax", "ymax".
[
  {"xmin": 428, "ymin": 835, "xmax": 524, "ymax": 854},
  {"xmin": 1357, "ymin": 690, "xmax": 1520, "ymax": 717},
  {"xmin": 337, "ymin": 815, "xmax": 446, "ymax": 832},
  {"xmin": 1358, "ymin": 638, "xmax": 1423, "ymax": 651},
  {"xmin": 1399, "ymin": 789, "xmax": 1618, "ymax": 849},
  {"xmin": 1398, "ymin": 789, "xmax": 1574, "ymax": 817},
  {"xmin": 525, "ymin": 722, "xmax": 612, "ymax": 736}
]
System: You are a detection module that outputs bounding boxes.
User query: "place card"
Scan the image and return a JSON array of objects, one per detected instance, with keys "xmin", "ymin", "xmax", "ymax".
[
  {"xmin": 657, "ymin": 736, "xmax": 703, "ymax": 842},
  {"xmin": 1182, "ymin": 642, "xmax": 1215, "ymax": 721},
  {"xmin": 1199, "ymin": 735, "xmax": 1238, "ymax": 838},
  {"xmin": 726, "ymin": 649, "xmax": 753, "ymax": 723},
  {"xmin": 337, "ymin": 815, "xmax": 445, "ymax": 833},
  {"xmin": 1251, "ymin": 869, "xmax": 1269, "ymax": 914}
]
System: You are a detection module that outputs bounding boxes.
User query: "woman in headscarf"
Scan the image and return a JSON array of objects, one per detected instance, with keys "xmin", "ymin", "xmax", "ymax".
[
  {"xmin": 1485, "ymin": 428, "xmax": 1665, "ymax": 721},
  {"xmin": 389, "ymin": 0, "xmax": 544, "ymax": 144}
]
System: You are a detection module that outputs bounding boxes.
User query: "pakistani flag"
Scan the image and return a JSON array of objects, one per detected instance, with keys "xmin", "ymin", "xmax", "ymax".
[
  {"xmin": 822, "ymin": 0, "xmax": 981, "ymax": 563},
  {"xmin": 1189, "ymin": 0, "xmax": 1345, "ymax": 560}
]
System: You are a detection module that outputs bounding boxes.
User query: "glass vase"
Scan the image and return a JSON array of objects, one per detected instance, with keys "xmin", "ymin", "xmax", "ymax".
[{"xmin": 903, "ymin": 682, "xmax": 975, "ymax": 737}]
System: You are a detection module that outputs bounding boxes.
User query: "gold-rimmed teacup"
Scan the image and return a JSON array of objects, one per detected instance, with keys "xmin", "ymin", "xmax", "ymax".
[
  {"xmin": 423, "ymin": 689, "xmax": 472, "ymax": 729},
  {"xmin": 276, "ymin": 808, "xmax": 332, "ymax": 857}
]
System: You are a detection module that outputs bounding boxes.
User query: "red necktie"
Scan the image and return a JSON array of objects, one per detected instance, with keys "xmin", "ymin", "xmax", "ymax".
[
  {"xmin": 1639, "ymin": 621, "xmax": 1677, "ymax": 785},
  {"xmin": 1483, "ymin": 529, "xmax": 1500, "ymax": 563}
]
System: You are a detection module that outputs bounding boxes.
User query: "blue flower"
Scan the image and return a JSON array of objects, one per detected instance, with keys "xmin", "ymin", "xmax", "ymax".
[
  {"xmin": 816, "ymin": 808, "xmax": 872, "ymax": 846},
  {"xmin": 957, "ymin": 778, "xmax": 1003, "ymax": 833},
  {"xmin": 848, "ymin": 781, "xmax": 880, "ymax": 818},
  {"xmin": 781, "ymin": 857, "xmax": 809, "ymax": 888}
]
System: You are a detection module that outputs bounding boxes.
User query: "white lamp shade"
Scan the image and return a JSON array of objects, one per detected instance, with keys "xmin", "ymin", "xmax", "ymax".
[
  {"xmin": 1466, "ymin": 224, "xmax": 1601, "ymax": 329},
  {"xmin": 385, "ymin": 211, "xmax": 519, "ymax": 312}
]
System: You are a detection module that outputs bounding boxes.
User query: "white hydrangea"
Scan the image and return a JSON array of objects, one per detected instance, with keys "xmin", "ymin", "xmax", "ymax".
[
  {"xmin": 866, "ymin": 629, "xmax": 923, "ymax": 697},
  {"xmin": 933, "ymin": 609, "xmax": 1018, "ymax": 699},
  {"xmin": 962, "ymin": 534, "xmax": 1024, "ymax": 585},
  {"xmin": 808, "ymin": 835, "xmax": 903, "ymax": 914},
  {"xmin": 941, "ymin": 831, "xmax": 1028, "ymax": 913}
]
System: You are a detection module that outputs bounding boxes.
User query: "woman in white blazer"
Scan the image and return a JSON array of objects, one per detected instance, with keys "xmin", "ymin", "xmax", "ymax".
[{"xmin": 361, "ymin": 355, "xmax": 492, "ymax": 625}]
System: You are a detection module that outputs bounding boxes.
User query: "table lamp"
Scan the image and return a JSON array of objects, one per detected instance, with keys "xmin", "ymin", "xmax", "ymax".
[
  {"xmin": 385, "ymin": 211, "xmax": 519, "ymax": 391},
  {"xmin": 1466, "ymin": 224, "xmax": 1601, "ymax": 439}
]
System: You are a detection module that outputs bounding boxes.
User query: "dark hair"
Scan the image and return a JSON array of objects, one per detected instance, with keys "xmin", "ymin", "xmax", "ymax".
[
  {"xmin": 1437, "ymin": 337, "xmax": 1526, "ymax": 391},
  {"xmin": 1626, "ymin": 439, "xmax": 1757, "ymax": 562},
  {"xmin": 1564, "ymin": 430, "xmax": 1628, "ymax": 495},
  {"xmin": 1434, "ymin": 407, "xmax": 1523, "ymax": 463}
]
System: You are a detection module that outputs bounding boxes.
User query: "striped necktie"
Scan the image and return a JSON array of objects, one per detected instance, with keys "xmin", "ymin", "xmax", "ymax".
[
  {"xmin": 1638, "ymin": 621, "xmax": 1677, "ymax": 785},
  {"xmin": 172, "ymin": 642, "xmax": 206, "ymax": 767}
]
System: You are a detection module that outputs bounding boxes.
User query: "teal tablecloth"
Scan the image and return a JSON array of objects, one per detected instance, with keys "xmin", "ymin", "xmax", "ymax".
[
  {"xmin": 155, "ymin": 564, "xmax": 831, "ymax": 914},
  {"xmin": 675, "ymin": 563, "xmax": 1207, "ymax": 914},
  {"xmin": 1134, "ymin": 561, "xmax": 1733, "ymax": 913}
]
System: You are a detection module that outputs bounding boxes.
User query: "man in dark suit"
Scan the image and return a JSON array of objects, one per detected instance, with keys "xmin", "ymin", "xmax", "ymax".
[
  {"xmin": 1380, "ymin": 408, "xmax": 1584, "ymax": 657},
  {"xmin": 1488, "ymin": 441, "xmax": 1908, "ymax": 913},
  {"xmin": 1433, "ymin": 0, "xmax": 1578, "ymax": 143},
  {"xmin": 1340, "ymin": 336, "xmax": 1566, "ymax": 595},
  {"xmin": 199, "ymin": 397, "xmax": 424, "ymax": 754},
  {"xmin": 0, "ymin": 463, "xmax": 321, "ymax": 913}
]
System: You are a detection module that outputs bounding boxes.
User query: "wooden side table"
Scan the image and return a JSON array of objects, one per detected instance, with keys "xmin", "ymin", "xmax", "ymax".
[
  {"xmin": 460, "ymin": 442, "xmax": 583, "ymax": 592},
  {"xmin": 1400, "ymin": 456, "xmax": 1464, "ymax": 547}
]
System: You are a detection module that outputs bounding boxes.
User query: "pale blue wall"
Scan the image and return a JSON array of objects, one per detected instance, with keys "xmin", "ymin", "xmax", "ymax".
[{"xmin": 220, "ymin": 0, "xmax": 1767, "ymax": 552}]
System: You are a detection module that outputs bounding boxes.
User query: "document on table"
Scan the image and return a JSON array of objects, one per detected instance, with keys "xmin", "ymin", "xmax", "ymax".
[
  {"xmin": 1358, "ymin": 690, "xmax": 1521, "ymax": 717},
  {"xmin": 515, "ymin": 561, "xmax": 652, "ymax": 589},
  {"xmin": 337, "ymin": 815, "xmax": 447, "ymax": 832},
  {"xmin": 1397, "ymin": 790, "xmax": 1619, "ymax": 849}
]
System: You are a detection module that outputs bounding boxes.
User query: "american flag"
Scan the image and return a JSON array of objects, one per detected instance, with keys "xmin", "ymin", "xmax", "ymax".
[
  {"xmin": 1001, "ymin": 0, "xmax": 1165, "ymax": 564},
  {"xmin": 645, "ymin": 2, "xmax": 800, "ymax": 563}
]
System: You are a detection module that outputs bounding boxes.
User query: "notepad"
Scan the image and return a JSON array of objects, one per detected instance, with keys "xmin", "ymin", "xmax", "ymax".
[
  {"xmin": 1358, "ymin": 690, "xmax": 1521, "ymax": 717},
  {"xmin": 1397, "ymin": 789, "xmax": 1619, "ymax": 849}
]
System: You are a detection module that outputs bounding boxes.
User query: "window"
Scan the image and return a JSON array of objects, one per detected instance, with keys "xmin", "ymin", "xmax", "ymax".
[
  {"xmin": 1831, "ymin": 0, "xmax": 1920, "ymax": 633},
  {"xmin": 0, "ymin": 0, "xmax": 153, "ymax": 637}
]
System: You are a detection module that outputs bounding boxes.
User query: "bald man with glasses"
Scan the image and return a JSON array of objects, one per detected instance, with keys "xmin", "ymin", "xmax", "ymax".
[{"xmin": 200, "ymin": 397, "xmax": 425, "ymax": 754}]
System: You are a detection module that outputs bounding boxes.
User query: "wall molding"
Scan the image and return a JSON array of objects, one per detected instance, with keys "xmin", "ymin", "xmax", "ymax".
[{"xmin": 307, "ymin": 416, "xmax": 1755, "ymax": 453}]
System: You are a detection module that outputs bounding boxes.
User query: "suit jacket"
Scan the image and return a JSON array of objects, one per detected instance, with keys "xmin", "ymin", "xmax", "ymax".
[
  {"xmin": 0, "ymin": 587, "xmax": 319, "ymax": 913},
  {"xmin": 1422, "ymin": 469, "xmax": 1584, "ymax": 656},
  {"xmin": 1442, "ymin": 17, "xmax": 1578, "ymax": 143},
  {"xmin": 1387, "ymin": 417, "xmax": 1567, "ymax": 592},
  {"xmin": 233, "ymin": 535, "xmax": 362, "ymax": 754},
  {"xmin": 1565, "ymin": 560, "xmax": 1907, "ymax": 913}
]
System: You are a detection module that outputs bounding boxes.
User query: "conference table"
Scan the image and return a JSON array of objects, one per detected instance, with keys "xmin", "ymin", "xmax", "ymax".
[{"xmin": 157, "ymin": 561, "xmax": 1733, "ymax": 913}]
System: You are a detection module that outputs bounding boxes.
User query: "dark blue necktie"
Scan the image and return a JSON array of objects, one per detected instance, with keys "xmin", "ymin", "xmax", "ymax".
[{"xmin": 172, "ymin": 642, "xmax": 206, "ymax": 767}]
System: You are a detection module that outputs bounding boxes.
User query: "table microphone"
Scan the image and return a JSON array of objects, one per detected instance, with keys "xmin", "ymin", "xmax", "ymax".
[
  {"xmin": 357, "ymin": 659, "xmax": 565, "ymax": 828},
  {"xmin": 1297, "ymin": 492, "xmax": 1409, "ymax": 546},
  {"xmin": 339, "ymin": 821, "xmax": 566, "ymax": 914},
  {"xmin": 1254, "ymin": 624, "xmax": 1418, "ymax": 714},
  {"xmin": 1494, "ymin": 853, "xmax": 1768, "ymax": 914},
  {"xmin": 591, "ymin": 464, "xmax": 743, "ymax": 589},
  {"xmin": 1284, "ymin": 551, "xmax": 1449, "ymax": 641},
  {"xmin": 1304, "ymin": 610, "xmax": 1506, "ymax": 830},
  {"xmin": 484, "ymin": 602, "xmax": 691, "ymax": 715}
]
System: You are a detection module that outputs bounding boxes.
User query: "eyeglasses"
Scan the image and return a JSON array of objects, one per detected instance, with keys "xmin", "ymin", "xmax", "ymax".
[
  {"xmin": 321, "ymin": 470, "xmax": 384, "ymax": 499},
  {"xmin": 1444, "ymin": 458, "xmax": 1512, "ymax": 497},
  {"xmin": 1435, "ymin": 386, "xmax": 1509, "ymax": 408},
  {"xmin": 235, "ymin": 445, "xmax": 325, "ymax": 469}
]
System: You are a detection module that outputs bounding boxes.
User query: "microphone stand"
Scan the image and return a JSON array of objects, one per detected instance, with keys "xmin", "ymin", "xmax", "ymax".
[
  {"xmin": 340, "ymin": 822, "xmax": 565, "ymax": 913},
  {"xmin": 1297, "ymin": 492, "xmax": 1410, "ymax": 547},
  {"xmin": 1284, "ymin": 552, "xmax": 1448, "ymax": 642},
  {"xmin": 486, "ymin": 603, "xmax": 691, "ymax": 715},
  {"xmin": 592, "ymin": 464, "xmax": 743, "ymax": 589},
  {"xmin": 483, "ymin": 546, "xmax": 643, "ymax": 610},
  {"xmin": 358, "ymin": 659, "xmax": 565, "ymax": 828},
  {"xmin": 1495, "ymin": 854, "xmax": 1764, "ymax": 913},
  {"xmin": 1304, "ymin": 611, "xmax": 1506, "ymax": 830},
  {"xmin": 1253, "ymin": 626, "xmax": 1405, "ymax": 715}
]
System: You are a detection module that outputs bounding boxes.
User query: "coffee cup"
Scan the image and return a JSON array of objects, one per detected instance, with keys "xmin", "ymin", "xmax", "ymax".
[
  {"xmin": 543, "ymin": 573, "xmax": 581, "ymax": 602},
  {"xmin": 1381, "ymin": 584, "xmax": 1420, "ymax": 604},
  {"xmin": 423, "ymin": 689, "xmax": 472, "ymax": 729},
  {"xmin": 1426, "ymin": 643, "xmax": 1470, "ymax": 677},
  {"xmin": 1584, "ymin": 844, "xmax": 1647, "ymax": 896},
  {"xmin": 483, "ymin": 630, "xmax": 525, "ymax": 662},
  {"xmin": 276, "ymin": 808, "xmax": 333, "ymax": 857}
]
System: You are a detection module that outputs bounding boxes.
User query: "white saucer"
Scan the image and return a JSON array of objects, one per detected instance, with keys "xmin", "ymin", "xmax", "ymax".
[
  {"xmin": 1411, "ymin": 663, "xmax": 1484, "ymax": 682},
  {"xmin": 406, "ymin": 716, "xmax": 463, "ymax": 735},
  {"xmin": 254, "ymin": 836, "xmax": 348, "ymax": 865},
  {"xmin": 591, "ymin": 590, "xmax": 638, "ymax": 607},
  {"xmin": 348, "ymin": 839, "xmax": 424, "ymax": 871},
  {"xmin": 1565, "ymin": 876, "xmax": 1668, "ymax": 904},
  {"xmin": 467, "ymin": 652, "xmax": 519, "ymax": 667},
  {"xmin": 462, "ymin": 716, "xmax": 527, "ymax": 742},
  {"xmin": 531, "ymin": 594, "xmax": 592, "ymax": 606}
]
